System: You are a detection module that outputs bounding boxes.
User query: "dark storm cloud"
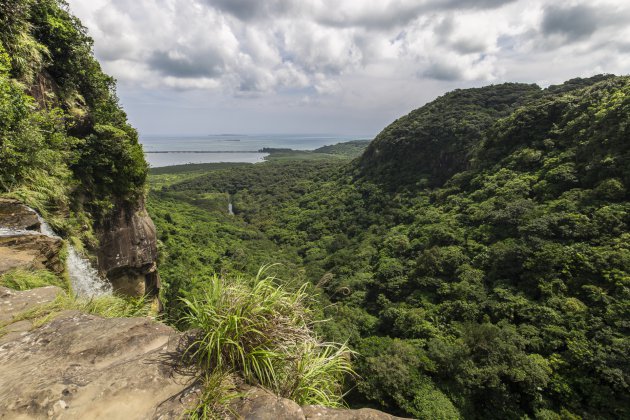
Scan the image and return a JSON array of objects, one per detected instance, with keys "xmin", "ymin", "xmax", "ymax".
[
  {"xmin": 541, "ymin": 4, "xmax": 599, "ymax": 39},
  {"xmin": 422, "ymin": 61, "xmax": 464, "ymax": 81},
  {"xmin": 205, "ymin": 0, "xmax": 296, "ymax": 21},
  {"xmin": 148, "ymin": 50, "xmax": 225, "ymax": 78},
  {"xmin": 320, "ymin": 0, "xmax": 517, "ymax": 30},
  {"xmin": 541, "ymin": 4, "xmax": 630, "ymax": 42}
]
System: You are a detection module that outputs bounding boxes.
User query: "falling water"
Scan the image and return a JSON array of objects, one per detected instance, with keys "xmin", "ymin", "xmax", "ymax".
[
  {"xmin": 0, "ymin": 227, "xmax": 36, "ymax": 236},
  {"xmin": 227, "ymin": 194, "xmax": 234, "ymax": 215},
  {"xmin": 34, "ymin": 212, "xmax": 112, "ymax": 297}
]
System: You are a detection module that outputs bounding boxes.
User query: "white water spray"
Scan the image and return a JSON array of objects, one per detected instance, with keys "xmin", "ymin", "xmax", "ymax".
[{"xmin": 33, "ymin": 211, "xmax": 112, "ymax": 297}]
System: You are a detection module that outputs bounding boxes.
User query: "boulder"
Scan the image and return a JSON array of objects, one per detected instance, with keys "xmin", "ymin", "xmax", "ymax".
[
  {"xmin": 0, "ymin": 304, "xmax": 198, "ymax": 419},
  {"xmin": 0, "ymin": 198, "xmax": 40, "ymax": 231},
  {"xmin": 233, "ymin": 386, "xmax": 306, "ymax": 420},
  {"xmin": 0, "ymin": 233, "xmax": 64, "ymax": 275}
]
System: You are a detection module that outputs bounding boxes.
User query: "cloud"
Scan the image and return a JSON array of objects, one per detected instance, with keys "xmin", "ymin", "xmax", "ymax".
[
  {"xmin": 148, "ymin": 50, "xmax": 225, "ymax": 78},
  {"xmin": 541, "ymin": 4, "xmax": 600, "ymax": 40},
  {"xmin": 423, "ymin": 61, "xmax": 463, "ymax": 81},
  {"xmin": 204, "ymin": 0, "xmax": 297, "ymax": 21},
  {"xmin": 436, "ymin": 0, "xmax": 518, "ymax": 11},
  {"xmin": 66, "ymin": 0, "xmax": 630, "ymax": 135},
  {"xmin": 541, "ymin": 3, "xmax": 630, "ymax": 42}
]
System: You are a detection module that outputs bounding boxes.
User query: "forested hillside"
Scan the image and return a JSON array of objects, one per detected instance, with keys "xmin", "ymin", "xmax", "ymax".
[
  {"xmin": 0, "ymin": 0, "xmax": 147, "ymax": 242},
  {"xmin": 150, "ymin": 76, "xmax": 630, "ymax": 419}
]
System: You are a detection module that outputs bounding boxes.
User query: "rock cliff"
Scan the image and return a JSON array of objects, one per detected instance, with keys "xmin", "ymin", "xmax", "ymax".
[
  {"xmin": 0, "ymin": 199, "xmax": 403, "ymax": 419},
  {"xmin": 96, "ymin": 199, "xmax": 160, "ymax": 297},
  {"xmin": 0, "ymin": 287, "xmax": 198, "ymax": 419}
]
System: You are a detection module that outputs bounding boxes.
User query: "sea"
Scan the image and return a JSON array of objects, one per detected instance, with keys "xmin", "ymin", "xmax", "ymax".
[{"xmin": 140, "ymin": 134, "xmax": 371, "ymax": 168}]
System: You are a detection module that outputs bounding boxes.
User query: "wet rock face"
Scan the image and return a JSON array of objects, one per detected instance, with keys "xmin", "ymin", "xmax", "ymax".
[
  {"xmin": 97, "ymin": 199, "xmax": 159, "ymax": 297},
  {"xmin": 0, "ymin": 198, "xmax": 40, "ymax": 231},
  {"xmin": 0, "ymin": 233, "xmax": 64, "ymax": 275},
  {"xmin": 0, "ymin": 303, "xmax": 197, "ymax": 419},
  {"xmin": 0, "ymin": 199, "xmax": 64, "ymax": 276}
]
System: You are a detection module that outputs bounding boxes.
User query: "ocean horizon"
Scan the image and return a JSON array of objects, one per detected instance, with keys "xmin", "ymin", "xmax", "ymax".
[{"xmin": 140, "ymin": 134, "xmax": 372, "ymax": 167}]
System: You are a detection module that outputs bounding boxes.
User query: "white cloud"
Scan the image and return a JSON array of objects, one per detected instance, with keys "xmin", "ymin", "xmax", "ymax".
[{"xmin": 66, "ymin": 0, "xmax": 630, "ymax": 135}]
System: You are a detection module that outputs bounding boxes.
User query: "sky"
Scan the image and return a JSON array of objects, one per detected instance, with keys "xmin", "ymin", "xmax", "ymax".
[{"xmin": 67, "ymin": 0, "xmax": 630, "ymax": 137}]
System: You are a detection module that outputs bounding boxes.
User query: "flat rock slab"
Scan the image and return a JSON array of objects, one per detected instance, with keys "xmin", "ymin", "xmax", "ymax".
[
  {"xmin": 0, "ymin": 287, "xmax": 408, "ymax": 419},
  {"xmin": 0, "ymin": 234, "xmax": 64, "ymax": 275},
  {"xmin": 0, "ymin": 307, "xmax": 197, "ymax": 419},
  {"xmin": 0, "ymin": 285, "xmax": 63, "ymax": 323},
  {"xmin": 0, "ymin": 198, "xmax": 40, "ymax": 231}
]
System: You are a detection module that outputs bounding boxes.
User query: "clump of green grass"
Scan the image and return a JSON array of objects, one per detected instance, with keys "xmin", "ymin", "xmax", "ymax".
[
  {"xmin": 6, "ymin": 293, "xmax": 153, "ymax": 329},
  {"xmin": 0, "ymin": 268, "xmax": 70, "ymax": 292},
  {"xmin": 181, "ymin": 266, "xmax": 355, "ymax": 413}
]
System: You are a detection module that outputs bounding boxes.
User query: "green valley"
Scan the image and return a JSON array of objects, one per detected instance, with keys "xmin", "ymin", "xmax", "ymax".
[{"xmin": 149, "ymin": 76, "xmax": 630, "ymax": 419}]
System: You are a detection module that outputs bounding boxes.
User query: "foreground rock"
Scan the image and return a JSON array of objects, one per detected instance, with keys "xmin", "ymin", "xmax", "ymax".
[
  {"xmin": 0, "ymin": 198, "xmax": 40, "ymax": 231},
  {"xmin": 0, "ymin": 198, "xmax": 65, "ymax": 276},
  {"xmin": 0, "ymin": 199, "xmax": 64, "ymax": 276},
  {"xmin": 0, "ymin": 286, "xmax": 65, "ymax": 341},
  {"xmin": 232, "ymin": 386, "xmax": 410, "ymax": 420},
  {"xmin": 0, "ymin": 300, "xmax": 197, "ymax": 419},
  {"xmin": 0, "ymin": 287, "xmax": 407, "ymax": 419}
]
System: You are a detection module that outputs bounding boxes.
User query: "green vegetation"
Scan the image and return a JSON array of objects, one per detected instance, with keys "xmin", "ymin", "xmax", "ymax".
[
  {"xmin": 262, "ymin": 140, "xmax": 369, "ymax": 162},
  {"xmin": 181, "ymin": 268, "xmax": 354, "ymax": 410},
  {"xmin": 0, "ymin": 268, "xmax": 70, "ymax": 291},
  {"xmin": 186, "ymin": 371, "xmax": 240, "ymax": 420},
  {"xmin": 6, "ymin": 292, "xmax": 153, "ymax": 328},
  {"xmin": 313, "ymin": 140, "xmax": 370, "ymax": 157},
  {"xmin": 150, "ymin": 76, "xmax": 630, "ymax": 419},
  {"xmin": 2, "ymin": 3, "xmax": 627, "ymax": 417},
  {"xmin": 0, "ymin": 0, "xmax": 147, "ymax": 240},
  {"xmin": 0, "ymin": 267, "xmax": 154, "ymax": 334}
]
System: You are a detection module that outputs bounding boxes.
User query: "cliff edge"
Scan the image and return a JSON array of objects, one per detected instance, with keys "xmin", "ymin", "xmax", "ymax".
[{"xmin": 0, "ymin": 286, "xmax": 407, "ymax": 420}]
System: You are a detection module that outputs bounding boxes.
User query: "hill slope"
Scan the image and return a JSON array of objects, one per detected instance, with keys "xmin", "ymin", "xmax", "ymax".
[{"xmin": 357, "ymin": 75, "xmax": 617, "ymax": 190}]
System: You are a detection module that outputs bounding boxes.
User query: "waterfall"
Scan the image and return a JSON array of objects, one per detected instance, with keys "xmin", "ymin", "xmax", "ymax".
[
  {"xmin": 34, "ymin": 212, "xmax": 112, "ymax": 297},
  {"xmin": 65, "ymin": 247, "xmax": 112, "ymax": 296},
  {"xmin": 228, "ymin": 194, "xmax": 234, "ymax": 215}
]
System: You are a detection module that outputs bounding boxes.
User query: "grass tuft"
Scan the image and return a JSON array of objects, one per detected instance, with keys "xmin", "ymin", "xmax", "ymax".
[
  {"xmin": 180, "ymin": 265, "xmax": 355, "ymax": 412},
  {"xmin": 186, "ymin": 371, "xmax": 241, "ymax": 420},
  {"xmin": 6, "ymin": 293, "xmax": 154, "ymax": 329},
  {"xmin": 0, "ymin": 268, "xmax": 70, "ymax": 292}
]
